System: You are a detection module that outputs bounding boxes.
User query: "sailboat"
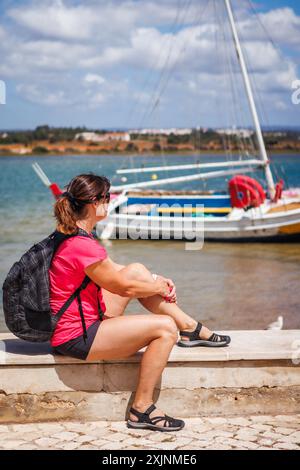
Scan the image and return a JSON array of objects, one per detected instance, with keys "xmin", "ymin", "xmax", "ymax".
[
  {"xmin": 95, "ymin": 0, "xmax": 300, "ymax": 242},
  {"xmin": 33, "ymin": 0, "xmax": 300, "ymax": 242}
]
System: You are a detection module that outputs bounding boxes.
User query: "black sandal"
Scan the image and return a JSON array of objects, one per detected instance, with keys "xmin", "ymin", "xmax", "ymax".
[
  {"xmin": 127, "ymin": 403, "xmax": 185, "ymax": 432},
  {"xmin": 177, "ymin": 321, "xmax": 231, "ymax": 348}
]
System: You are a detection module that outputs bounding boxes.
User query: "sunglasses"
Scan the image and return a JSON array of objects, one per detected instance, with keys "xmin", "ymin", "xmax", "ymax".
[{"xmin": 100, "ymin": 191, "xmax": 110, "ymax": 203}]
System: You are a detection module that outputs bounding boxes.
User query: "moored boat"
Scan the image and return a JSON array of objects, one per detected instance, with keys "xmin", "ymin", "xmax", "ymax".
[{"xmin": 95, "ymin": 0, "xmax": 300, "ymax": 243}]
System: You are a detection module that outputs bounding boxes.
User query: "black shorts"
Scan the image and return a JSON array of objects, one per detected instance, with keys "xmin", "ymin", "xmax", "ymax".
[{"xmin": 52, "ymin": 319, "xmax": 102, "ymax": 361}]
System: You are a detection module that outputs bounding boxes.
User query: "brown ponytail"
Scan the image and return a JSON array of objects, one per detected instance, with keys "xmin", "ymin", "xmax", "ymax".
[{"xmin": 54, "ymin": 174, "xmax": 110, "ymax": 235}]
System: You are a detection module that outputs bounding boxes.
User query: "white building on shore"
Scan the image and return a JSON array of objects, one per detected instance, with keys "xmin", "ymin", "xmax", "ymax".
[
  {"xmin": 75, "ymin": 132, "xmax": 130, "ymax": 142},
  {"xmin": 216, "ymin": 128, "xmax": 254, "ymax": 138},
  {"xmin": 130, "ymin": 128, "xmax": 193, "ymax": 136}
]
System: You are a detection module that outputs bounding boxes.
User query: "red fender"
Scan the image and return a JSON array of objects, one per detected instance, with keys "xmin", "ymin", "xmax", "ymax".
[
  {"xmin": 229, "ymin": 175, "xmax": 266, "ymax": 209},
  {"xmin": 49, "ymin": 183, "xmax": 63, "ymax": 199},
  {"xmin": 272, "ymin": 179, "xmax": 284, "ymax": 203}
]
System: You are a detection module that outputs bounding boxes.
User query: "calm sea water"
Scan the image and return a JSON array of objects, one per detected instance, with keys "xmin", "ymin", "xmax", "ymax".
[{"xmin": 1, "ymin": 153, "xmax": 300, "ymax": 332}]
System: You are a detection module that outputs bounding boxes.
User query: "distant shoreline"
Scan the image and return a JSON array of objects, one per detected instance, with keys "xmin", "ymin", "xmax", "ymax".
[
  {"xmin": 1, "ymin": 149, "xmax": 300, "ymax": 157},
  {"xmin": 2, "ymin": 126, "xmax": 299, "ymax": 157}
]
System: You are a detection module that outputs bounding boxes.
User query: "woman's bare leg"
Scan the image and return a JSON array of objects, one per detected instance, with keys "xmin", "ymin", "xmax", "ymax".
[
  {"xmin": 86, "ymin": 313, "xmax": 178, "ymax": 425},
  {"xmin": 101, "ymin": 261, "xmax": 131, "ymax": 318},
  {"xmin": 113, "ymin": 263, "xmax": 213, "ymax": 341}
]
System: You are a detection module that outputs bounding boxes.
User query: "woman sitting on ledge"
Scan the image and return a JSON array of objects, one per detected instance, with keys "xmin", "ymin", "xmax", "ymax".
[{"xmin": 50, "ymin": 173, "xmax": 231, "ymax": 432}]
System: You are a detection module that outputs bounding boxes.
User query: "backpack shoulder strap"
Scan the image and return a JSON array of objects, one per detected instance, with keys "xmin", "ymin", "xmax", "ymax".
[
  {"xmin": 55, "ymin": 275, "xmax": 90, "ymax": 323},
  {"xmin": 52, "ymin": 229, "xmax": 96, "ymax": 341},
  {"xmin": 52, "ymin": 228, "xmax": 91, "ymax": 253}
]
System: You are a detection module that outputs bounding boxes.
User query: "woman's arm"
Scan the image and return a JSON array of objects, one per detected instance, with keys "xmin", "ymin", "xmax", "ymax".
[{"xmin": 85, "ymin": 257, "xmax": 170, "ymax": 299}]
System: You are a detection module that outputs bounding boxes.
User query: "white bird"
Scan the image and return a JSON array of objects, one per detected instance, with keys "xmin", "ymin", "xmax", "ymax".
[{"xmin": 266, "ymin": 316, "xmax": 283, "ymax": 330}]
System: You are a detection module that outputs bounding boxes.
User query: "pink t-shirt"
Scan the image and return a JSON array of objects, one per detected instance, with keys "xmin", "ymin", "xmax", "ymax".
[{"xmin": 49, "ymin": 234, "xmax": 108, "ymax": 347}]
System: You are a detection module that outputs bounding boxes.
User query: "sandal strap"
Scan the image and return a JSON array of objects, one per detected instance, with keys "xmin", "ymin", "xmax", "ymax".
[
  {"xmin": 130, "ymin": 405, "xmax": 180, "ymax": 428},
  {"xmin": 208, "ymin": 332, "xmax": 227, "ymax": 342},
  {"xmin": 144, "ymin": 403, "xmax": 156, "ymax": 416},
  {"xmin": 150, "ymin": 415, "xmax": 177, "ymax": 427},
  {"xmin": 179, "ymin": 322, "xmax": 203, "ymax": 341},
  {"xmin": 129, "ymin": 403, "xmax": 156, "ymax": 422}
]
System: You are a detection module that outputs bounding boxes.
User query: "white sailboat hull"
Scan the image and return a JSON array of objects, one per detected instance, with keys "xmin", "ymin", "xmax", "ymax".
[{"xmin": 96, "ymin": 197, "xmax": 300, "ymax": 242}]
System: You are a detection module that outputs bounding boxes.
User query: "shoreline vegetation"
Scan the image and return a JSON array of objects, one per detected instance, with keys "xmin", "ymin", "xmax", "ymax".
[
  {"xmin": 1, "ymin": 149, "xmax": 300, "ymax": 158},
  {"xmin": 1, "ymin": 125, "xmax": 300, "ymax": 157}
]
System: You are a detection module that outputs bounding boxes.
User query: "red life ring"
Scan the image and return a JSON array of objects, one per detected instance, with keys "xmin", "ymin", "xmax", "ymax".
[{"xmin": 228, "ymin": 175, "xmax": 266, "ymax": 209}]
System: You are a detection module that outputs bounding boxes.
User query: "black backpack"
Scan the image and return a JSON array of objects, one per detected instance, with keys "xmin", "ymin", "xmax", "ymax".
[{"xmin": 2, "ymin": 229, "xmax": 103, "ymax": 343}]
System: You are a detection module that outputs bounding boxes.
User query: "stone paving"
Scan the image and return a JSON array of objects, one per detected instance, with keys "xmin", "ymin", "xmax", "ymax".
[{"xmin": 0, "ymin": 415, "xmax": 299, "ymax": 450}]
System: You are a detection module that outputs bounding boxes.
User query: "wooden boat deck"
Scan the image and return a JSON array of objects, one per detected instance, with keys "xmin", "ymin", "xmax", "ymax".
[
  {"xmin": 157, "ymin": 207, "xmax": 231, "ymax": 214},
  {"xmin": 126, "ymin": 190, "xmax": 221, "ymax": 196},
  {"xmin": 268, "ymin": 202, "xmax": 300, "ymax": 214}
]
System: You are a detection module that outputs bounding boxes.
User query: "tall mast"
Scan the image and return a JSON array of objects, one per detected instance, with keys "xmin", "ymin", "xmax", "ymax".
[{"xmin": 224, "ymin": 0, "xmax": 275, "ymax": 198}]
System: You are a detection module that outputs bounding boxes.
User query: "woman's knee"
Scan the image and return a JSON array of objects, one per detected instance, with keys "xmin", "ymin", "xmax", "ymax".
[
  {"xmin": 155, "ymin": 315, "xmax": 178, "ymax": 339},
  {"xmin": 124, "ymin": 262, "xmax": 150, "ymax": 280}
]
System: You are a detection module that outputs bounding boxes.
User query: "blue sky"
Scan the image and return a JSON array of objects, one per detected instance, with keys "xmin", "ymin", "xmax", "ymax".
[{"xmin": 0, "ymin": 0, "xmax": 299, "ymax": 130}]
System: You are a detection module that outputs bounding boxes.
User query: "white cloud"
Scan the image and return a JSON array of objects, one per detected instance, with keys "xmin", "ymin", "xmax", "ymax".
[
  {"xmin": 274, "ymin": 100, "xmax": 288, "ymax": 110},
  {"xmin": 240, "ymin": 7, "xmax": 300, "ymax": 48},
  {"xmin": 89, "ymin": 93, "xmax": 105, "ymax": 108},
  {"xmin": 6, "ymin": 0, "xmax": 207, "ymax": 43},
  {"xmin": 3, "ymin": 2, "xmax": 299, "ymax": 79},
  {"xmin": 0, "ymin": 25, "xmax": 6, "ymax": 40},
  {"xmin": 0, "ymin": 0, "xmax": 299, "ymax": 127},
  {"xmin": 16, "ymin": 83, "xmax": 71, "ymax": 106},
  {"xmin": 254, "ymin": 62, "xmax": 298, "ymax": 93},
  {"xmin": 243, "ymin": 41, "xmax": 282, "ymax": 72},
  {"xmin": 84, "ymin": 73, "xmax": 105, "ymax": 85},
  {"xmin": 8, "ymin": 1, "xmax": 103, "ymax": 41}
]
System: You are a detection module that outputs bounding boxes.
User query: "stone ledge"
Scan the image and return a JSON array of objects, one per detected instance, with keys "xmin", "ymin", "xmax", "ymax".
[
  {"xmin": 1, "ymin": 359, "xmax": 300, "ymax": 395},
  {"xmin": 0, "ymin": 331, "xmax": 299, "ymax": 423},
  {"xmin": 1, "ymin": 387, "xmax": 300, "ymax": 424},
  {"xmin": 1, "ymin": 330, "xmax": 300, "ymax": 365}
]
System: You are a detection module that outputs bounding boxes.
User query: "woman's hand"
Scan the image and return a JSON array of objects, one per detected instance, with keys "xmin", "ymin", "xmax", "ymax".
[
  {"xmin": 153, "ymin": 277, "xmax": 172, "ymax": 299},
  {"xmin": 85, "ymin": 257, "xmax": 178, "ymax": 301},
  {"xmin": 155, "ymin": 275, "xmax": 177, "ymax": 303}
]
